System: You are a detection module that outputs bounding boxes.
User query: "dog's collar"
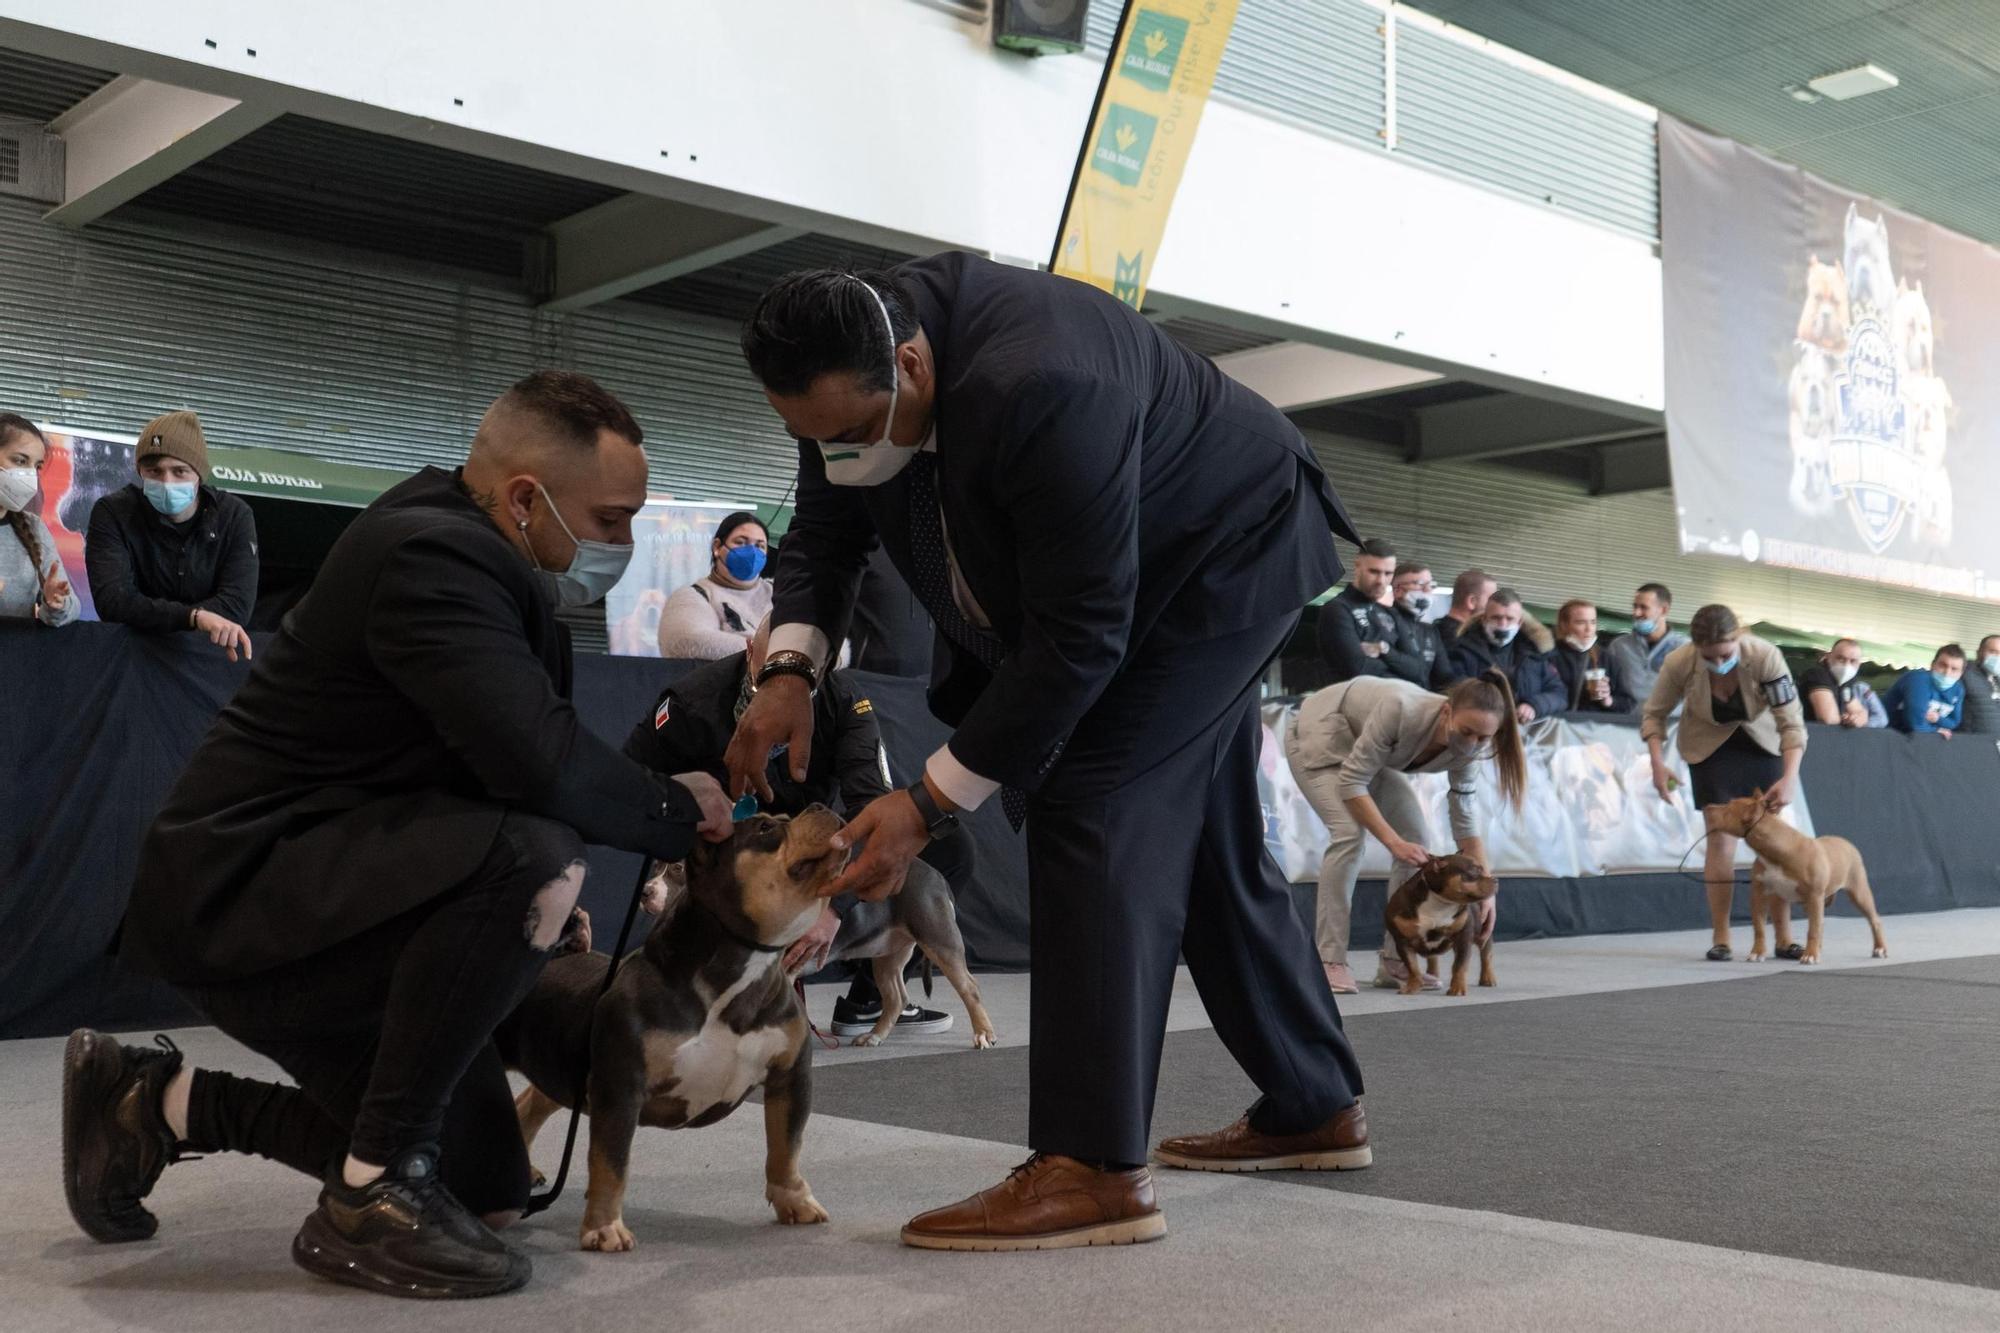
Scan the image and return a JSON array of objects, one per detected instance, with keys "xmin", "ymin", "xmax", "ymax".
[{"xmin": 691, "ymin": 899, "xmax": 786, "ymax": 954}]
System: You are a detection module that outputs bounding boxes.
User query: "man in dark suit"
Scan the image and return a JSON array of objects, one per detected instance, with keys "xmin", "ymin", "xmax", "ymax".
[
  {"xmin": 726, "ymin": 254, "xmax": 1372, "ymax": 1252},
  {"xmin": 61, "ymin": 373, "xmax": 731, "ymax": 1300}
]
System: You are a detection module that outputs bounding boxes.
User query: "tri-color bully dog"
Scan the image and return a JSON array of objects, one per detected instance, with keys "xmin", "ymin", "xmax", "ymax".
[
  {"xmin": 1705, "ymin": 791, "xmax": 1889, "ymax": 965},
  {"xmin": 494, "ymin": 806, "xmax": 847, "ymax": 1253},
  {"xmin": 1381, "ymin": 853, "xmax": 1499, "ymax": 997}
]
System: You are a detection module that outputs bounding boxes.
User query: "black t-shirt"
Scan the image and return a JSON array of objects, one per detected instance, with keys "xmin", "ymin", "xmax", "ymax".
[{"xmin": 1798, "ymin": 662, "xmax": 1856, "ymax": 718}]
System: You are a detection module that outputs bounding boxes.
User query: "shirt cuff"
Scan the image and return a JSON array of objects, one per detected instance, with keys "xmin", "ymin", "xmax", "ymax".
[
  {"xmin": 768, "ymin": 622, "xmax": 833, "ymax": 673},
  {"xmin": 925, "ymin": 744, "xmax": 1001, "ymax": 813}
]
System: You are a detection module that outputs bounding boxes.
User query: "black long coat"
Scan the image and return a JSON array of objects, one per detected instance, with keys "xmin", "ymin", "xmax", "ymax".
[{"xmin": 121, "ymin": 466, "xmax": 702, "ymax": 984}]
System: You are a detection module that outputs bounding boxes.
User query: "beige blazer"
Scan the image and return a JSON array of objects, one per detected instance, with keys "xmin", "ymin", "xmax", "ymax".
[
  {"xmin": 1288, "ymin": 677, "xmax": 1481, "ymax": 840},
  {"xmin": 1641, "ymin": 633, "xmax": 1807, "ymax": 763}
]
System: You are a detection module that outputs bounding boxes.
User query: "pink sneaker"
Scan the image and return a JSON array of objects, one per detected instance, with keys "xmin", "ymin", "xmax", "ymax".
[
  {"xmin": 1372, "ymin": 958, "xmax": 1442, "ymax": 991},
  {"xmin": 1321, "ymin": 962, "xmax": 1358, "ymax": 994}
]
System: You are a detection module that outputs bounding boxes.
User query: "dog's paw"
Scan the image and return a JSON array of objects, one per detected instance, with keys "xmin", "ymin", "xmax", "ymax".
[
  {"xmin": 529, "ymin": 1165, "xmax": 547, "ymax": 1189},
  {"xmin": 1747, "ymin": 950, "xmax": 1766, "ymax": 962},
  {"xmin": 1799, "ymin": 953, "xmax": 1820, "ymax": 965},
  {"xmin": 1873, "ymin": 947, "xmax": 1889, "ymax": 958},
  {"xmin": 851, "ymin": 1032, "xmax": 886, "ymax": 1048},
  {"xmin": 1398, "ymin": 984, "xmax": 1423, "ymax": 997},
  {"xmin": 580, "ymin": 1218, "xmax": 636, "ymax": 1252},
  {"xmin": 1478, "ymin": 976, "xmax": 1496, "ymax": 988},
  {"xmin": 972, "ymin": 1030, "xmax": 996, "ymax": 1050},
  {"xmin": 1446, "ymin": 980, "xmax": 1468, "ymax": 997},
  {"xmin": 767, "ymin": 1181, "xmax": 830, "ymax": 1225}
]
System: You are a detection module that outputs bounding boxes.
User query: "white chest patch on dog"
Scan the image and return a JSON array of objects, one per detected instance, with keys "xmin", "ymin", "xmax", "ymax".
[
  {"xmin": 662, "ymin": 956, "xmax": 791, "ymax": 1118},
  {"xmin": 1415, "ymin": 893, "xmax": 1464, "ymax": 934},
  {"xmin": 1762, "ymin": 870, "xmax": 1802, "ymax": 904}
]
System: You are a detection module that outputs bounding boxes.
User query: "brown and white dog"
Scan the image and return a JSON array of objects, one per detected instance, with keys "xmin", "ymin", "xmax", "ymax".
[
  {"xmin": 1705, "ymin": 791, "xmax": 1889, "ymax": 965},
  {"xmin": 494, "ymin": 807, "xmax": 847, "ymax": 1252},
  {"xmin": 1381, "ymin": 854, "xmax": 1499, "ymax": 997}
]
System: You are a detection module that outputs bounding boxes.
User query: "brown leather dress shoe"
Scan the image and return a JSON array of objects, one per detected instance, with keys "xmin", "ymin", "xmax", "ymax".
[
  {"xmin": 1153, "ymin": 1102, "xmax": 1371, "ymax": 1173},
  {"xmin": 900, "ymin": 1154, "xmax": 1166, "ymax": 1252}
]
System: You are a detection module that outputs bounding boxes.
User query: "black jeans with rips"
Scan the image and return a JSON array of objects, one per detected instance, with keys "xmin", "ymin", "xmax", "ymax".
[{"xmin": 178, "ymin": 811, "xmax": 586, "ymax": 1216}]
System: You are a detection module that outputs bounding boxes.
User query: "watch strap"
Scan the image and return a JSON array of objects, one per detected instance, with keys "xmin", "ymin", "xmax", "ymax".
[{"xmin": 906, "ymin": 776, "xmax": 956, "ymax": 835}]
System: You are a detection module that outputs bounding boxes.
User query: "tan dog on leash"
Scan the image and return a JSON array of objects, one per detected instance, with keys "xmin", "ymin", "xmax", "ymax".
[{"xmin": 1705, "ymin": 791, "xmax": 1888, "ymax": 965}]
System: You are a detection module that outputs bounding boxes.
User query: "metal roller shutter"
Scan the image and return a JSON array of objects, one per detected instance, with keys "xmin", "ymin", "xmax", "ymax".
[{"xmin": 0, "ymin": 197, "xmax": 794, "ymax": 508}]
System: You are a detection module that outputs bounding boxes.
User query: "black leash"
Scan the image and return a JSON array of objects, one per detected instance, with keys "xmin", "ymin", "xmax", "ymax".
[
  {"xmin": 520, "ymin": 855, "xmax": 655, "ymax": 1219},
  {"xmin": 1671, "ymin": 803, "xmax": 1771, "ymax": 887}
]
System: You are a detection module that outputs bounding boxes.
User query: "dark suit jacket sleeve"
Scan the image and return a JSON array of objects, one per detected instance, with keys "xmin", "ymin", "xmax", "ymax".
[
  {"xmin": 1318, "ymin": 600, "xmax": 1385, "ymax": 680},
  {"xmin": 1520, "ymin": 652, "xmax": 1568, "ymax": 718},
  {"xmin": 85, "ymin": 496, "xmax": 188, "ymax": 633},
  {"xmin": 769, "ymin": 438, "xmax": 880, "ymax": 652},
  {"xmin": 364, "ymin": 531, "xmax": 702, "ymax": 861},
  {"xmin": 947, "ymin": 371, "xmax": 1143, "ymax": 789},
  {"xmin": 827, "ymin": 675, "xmax": 892, "ymax": 813},
  {"xmin": 1379, "ymin": 618, "xmax": 1429, "ymax": 686},
  {"xmin": 197, "ymin": 498, "xmax": 259, "ymax": 625}
]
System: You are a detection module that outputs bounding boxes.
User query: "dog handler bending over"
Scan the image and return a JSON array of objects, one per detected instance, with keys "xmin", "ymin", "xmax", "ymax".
[
  {"xmin": 1285, "ymin": 673, "xmax": 1528, "ymax": 994},
  {"xmin": 60, "ymin": 373, "xmax": 733, "ymax": 1299},
  {"xmin": 728, "ymin": 254, "xmax": 1370, "ymax": 1251}
]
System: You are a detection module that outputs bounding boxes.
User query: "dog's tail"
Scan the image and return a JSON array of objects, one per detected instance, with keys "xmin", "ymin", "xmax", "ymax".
[{"xmin": 921, "ymin": 955, "xmax": 934, "ymax": 999}]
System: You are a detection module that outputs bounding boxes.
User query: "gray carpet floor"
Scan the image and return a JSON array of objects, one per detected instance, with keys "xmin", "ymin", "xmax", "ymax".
[{"xmin": 811, "ymin": 954, "xmax": 2000, "ymax": 1289}]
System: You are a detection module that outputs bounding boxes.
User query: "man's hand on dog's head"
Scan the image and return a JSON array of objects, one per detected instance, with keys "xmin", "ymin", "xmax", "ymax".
[
  {"xmin": 672, "ymin": 772, "xmax": 734, "ymax": 842},
  {"xmin": 825, "ymin": 791, "xmax": 927, "ymax": 902}
]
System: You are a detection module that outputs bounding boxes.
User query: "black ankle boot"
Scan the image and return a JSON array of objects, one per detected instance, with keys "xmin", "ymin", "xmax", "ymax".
[
  {"xmin": 293, "ymin": 1148, "xmax": 529, "ymax": 1299},
  {"xmin": 61, "ymin": 1030, "xmax": 189, "ymax": 1243}
]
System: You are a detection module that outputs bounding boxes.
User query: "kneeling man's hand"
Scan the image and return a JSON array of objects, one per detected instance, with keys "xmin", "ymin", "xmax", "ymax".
[{"xmin": 826, "ymin": 792, "xmax": 927, "ymax": 903}]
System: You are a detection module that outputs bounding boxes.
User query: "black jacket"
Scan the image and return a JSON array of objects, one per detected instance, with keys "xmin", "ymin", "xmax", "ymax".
[
  {"xmin": 772, "ymin": 251, "xmax": 1357, "ymax": 790},
  {"xmin": 1549, "ymin": 638, "xmax": 1636, "ymax": 713},
  {"xmin": 625, "ymin": 652, "xmax": 890, "ymax": 818},
  {"xmin": 1390, "ymin": 604, "xmax": 1457, "ymax": 690},
  {"xmin": 85, "ymin": 482, "xmax": 259, "ymax": 632},
  {"xmin": 1316, "ymin": 586, "xmax": 1405, "ymax": 684},
  {"xmin": 121, "ymin": 466, "xmax": 703, "ymax": 983},
  {"xmin": 1449, "ymin": 627, "xmax": 1567, "ymax": 719},
  {"xmin": 1960, "ymin": 665, "xmax": 2000, "ymax": 735}
]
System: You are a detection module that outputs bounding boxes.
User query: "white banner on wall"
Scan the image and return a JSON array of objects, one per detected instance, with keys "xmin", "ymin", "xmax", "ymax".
[
  {"xmin": 1256, "ymin": 704, "xmax": 1814, "ymax": 882},
  {"xmin": 602, "ymin": 498, "xmax": 752, "ymax": 658}
]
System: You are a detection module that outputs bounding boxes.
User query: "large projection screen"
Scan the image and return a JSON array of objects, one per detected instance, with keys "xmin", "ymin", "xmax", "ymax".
[{"xmin": 1661, "ymin": 115, "xmax": 2000, "ymax": 603}]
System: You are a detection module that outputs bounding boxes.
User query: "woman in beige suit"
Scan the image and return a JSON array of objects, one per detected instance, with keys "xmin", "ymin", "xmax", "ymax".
[
  {"xmin": 1285, "ymin": 671, "xmax": 1528, "ymax": 993},
  {"xmin": 1642, "ymin": 603, "xmax": 1807, "ymax": 961}
]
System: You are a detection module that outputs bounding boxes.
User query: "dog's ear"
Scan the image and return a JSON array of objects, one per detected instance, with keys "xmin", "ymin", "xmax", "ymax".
[{"xmin": 687, "ymin": 835, "xmax": 725, "ymax": 874}]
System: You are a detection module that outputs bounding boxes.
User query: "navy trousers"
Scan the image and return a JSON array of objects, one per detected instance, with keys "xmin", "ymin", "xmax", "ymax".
[{"xmin": 1025, "ymin": 611, "xmax": 1364, "ymax": 1165}]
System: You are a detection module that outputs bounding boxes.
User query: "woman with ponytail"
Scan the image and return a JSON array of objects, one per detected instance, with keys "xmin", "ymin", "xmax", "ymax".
[
  {"xmin": 0, "ymin": 414, "xmax": 76, "ymax": 626},
  {"xmin": 1285, "ymin": 669, "xmax": 1528, "ymax": 992}
]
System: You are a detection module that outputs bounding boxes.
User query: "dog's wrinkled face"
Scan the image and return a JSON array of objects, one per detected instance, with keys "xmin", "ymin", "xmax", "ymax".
[
  {"xmin": 1418, "ymin": 853, "xmax": 1498, "ymax": 905},
  {"xmin": 686, "ymin": 805, "xmax": 849, "ymax": 947},
  {"xmin": 1705, "ymin": 791, "xmax": 1776, "ymax": 837}
]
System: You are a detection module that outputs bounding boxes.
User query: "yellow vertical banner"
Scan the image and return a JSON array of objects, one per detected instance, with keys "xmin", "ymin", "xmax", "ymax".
[{"xmin": 1049, "ymin": 0, "xmax": 1242, "ymax": 309}]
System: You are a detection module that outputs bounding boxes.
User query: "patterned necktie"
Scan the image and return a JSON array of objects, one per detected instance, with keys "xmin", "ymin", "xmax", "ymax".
[{"xmin": 903, "ymin": 452, "xmax": 1028, "ymax": 831}]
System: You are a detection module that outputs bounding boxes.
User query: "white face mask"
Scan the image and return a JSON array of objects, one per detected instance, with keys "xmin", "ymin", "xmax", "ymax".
[
  {"xmin": 1562, "ymin": 634, "xmax": 1594, "ymax": 652},
  {"xmin": 531, "ymin": 483, "xmax": 634, "ymax": 608},
  {"xmin": 817, "ymin": 283, "xmax": 918, "ymax": 488},
  {"xmin": 1833, "ymin": 660, "xmax": 1859, "ymax": 686},
  {"xmin": 0, "ymin": 466, "xmax": 37, "ymax": 514}
]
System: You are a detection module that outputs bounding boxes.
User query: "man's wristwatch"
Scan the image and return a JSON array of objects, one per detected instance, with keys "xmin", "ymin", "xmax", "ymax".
[
  {"xmin": 755, "ymin": 649, "xmax": 819, "ymax": 694},
  {"xmin": 905, "ymin": 777, "xmax": 959, "ymax": 838}
]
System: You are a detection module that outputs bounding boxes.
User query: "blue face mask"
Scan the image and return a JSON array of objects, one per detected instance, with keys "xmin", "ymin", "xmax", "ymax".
[
  {"xmin": 1706, "ymin": 654, "xmax": 1739, "ymax": 676},
  {"xmin": 143, "ymin": 478, "xmax": 198, "ymax": 516},
  {"xmin": 1487, "ymin": 624, "xmax": 1518, "ymax": 647},
  {"xmin": 723, "ymin": 543, "xmax": 767, "ymax": 582},
  {"xmin": 1632, "ymin": 618, "xmax": 1658, "ymax": 636},
  {"xmin": 1983, "ymin": 655, "xmax": 2000, "ymax": 677},
  {"xmin": 1933, "ymin": 670, "xmax": 1959, "ymax": 692}
]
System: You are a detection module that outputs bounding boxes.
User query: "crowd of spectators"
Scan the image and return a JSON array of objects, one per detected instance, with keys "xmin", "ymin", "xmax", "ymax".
[{"xmin": 1314, "ymin": 537, "xmax": 2000, "ymax": 738}]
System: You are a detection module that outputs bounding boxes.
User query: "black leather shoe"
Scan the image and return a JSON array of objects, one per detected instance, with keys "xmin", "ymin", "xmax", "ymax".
[
  {"xmin": 62, "ymin": 1030, "xmax": 187, "ymax": 1243},
  {"xmin": 293, "ymin": 1150, "xmax": 529, "ymax": 1300}
]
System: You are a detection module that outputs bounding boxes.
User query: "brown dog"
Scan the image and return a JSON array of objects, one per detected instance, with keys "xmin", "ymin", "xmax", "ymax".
[
  {"xmin": 1705, "ymin": 791, "xmax": 1888, "ymax": 965},
  {"xmin": 1382, "ymin": 854, "xmax": 1499, "ymax": 997}
]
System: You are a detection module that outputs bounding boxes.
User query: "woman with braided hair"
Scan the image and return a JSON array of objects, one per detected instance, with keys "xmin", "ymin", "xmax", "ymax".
[{"xmin": 0, "ymin": 414, "xmax": 76, "ymax": 626}]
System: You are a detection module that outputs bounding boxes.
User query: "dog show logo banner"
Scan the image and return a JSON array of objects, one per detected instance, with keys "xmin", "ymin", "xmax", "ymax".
[
  {"xmin": 1050, "ymin": 0, "xmax": 1240, "ymax": 310},
  {"xmin": 1660, "ymin": 116, "xmax": 1995, "ymax": 601}
]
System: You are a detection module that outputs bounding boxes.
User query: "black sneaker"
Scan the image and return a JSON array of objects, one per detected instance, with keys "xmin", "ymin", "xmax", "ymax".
[
  {"xmin": 829, "ymin": 998, "xmax": 954, "ymax": 1038},
  {"xmin": 61, "ymin": 1029, "xmax": 188, "ymax": 1243},
  {"xmin": 293, "ymin": 1149, "xmax": 529, "ymax": 1300}
]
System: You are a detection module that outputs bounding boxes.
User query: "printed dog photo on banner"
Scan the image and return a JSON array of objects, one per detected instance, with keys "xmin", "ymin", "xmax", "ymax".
[{"xmin": 1661, "ymin": 115, "xmax": 2000, "ymax": 604}]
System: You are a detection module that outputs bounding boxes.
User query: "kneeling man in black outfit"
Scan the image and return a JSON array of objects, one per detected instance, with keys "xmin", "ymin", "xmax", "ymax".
[{"xmin": 60, "ymin": 372, "xmax": 732, "ymax": 1299}]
